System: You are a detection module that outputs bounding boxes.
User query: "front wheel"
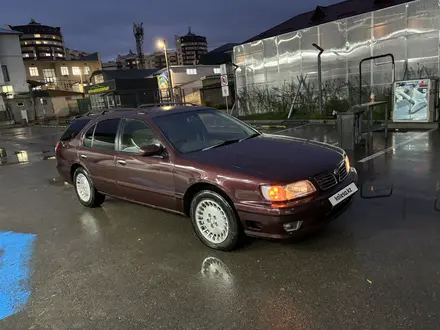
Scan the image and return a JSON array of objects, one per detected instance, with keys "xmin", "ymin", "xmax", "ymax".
[
  {"xmin": 190, "ymin": 190, "xmax": 240, "ymax": 251},
  {"xmin": 73, "ymin": 167, "xmax": 105, "ymax": 208}
]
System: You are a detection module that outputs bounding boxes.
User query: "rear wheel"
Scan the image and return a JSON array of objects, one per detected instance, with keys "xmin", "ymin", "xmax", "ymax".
[
  {"xmin": 73, "ymin": 167, "xmax": 105, "ymax": 207},
  {"xmin": 190, "ymin": 190, "xmax": 240, "ymax": 251}
]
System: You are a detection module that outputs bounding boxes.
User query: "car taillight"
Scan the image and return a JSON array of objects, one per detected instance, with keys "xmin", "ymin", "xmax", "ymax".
[{"xmin": 55, "ymin": 141, "xmax": 61, "ymax": 152}]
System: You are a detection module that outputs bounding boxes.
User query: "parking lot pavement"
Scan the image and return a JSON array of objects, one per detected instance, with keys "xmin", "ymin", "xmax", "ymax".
[{"xmin": 1, "ymin": 126, "xmax": 440, "ymax": 329}]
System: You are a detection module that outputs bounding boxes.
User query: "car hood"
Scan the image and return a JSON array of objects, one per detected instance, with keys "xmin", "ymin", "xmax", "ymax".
[{"xmin": 185, "ymin": 134, "xmax": 345, "ymax": 183}]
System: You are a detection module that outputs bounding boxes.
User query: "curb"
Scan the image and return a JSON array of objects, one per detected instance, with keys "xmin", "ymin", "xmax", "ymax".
[
  {"xmin": 35, "ymin": 124, "xmax": 68, "ymax": 128},
  {"xmin": 253, "ymin": 125, "xmax": 287, "ymax": 129}
]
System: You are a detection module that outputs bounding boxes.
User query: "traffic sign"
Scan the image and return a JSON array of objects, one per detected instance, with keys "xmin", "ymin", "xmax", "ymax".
[
  {"xmin": 220, "ymin": 64, "xmax": 227, "ymax": 76},
  {"xmin": 222, "ymin": 86, "xmax": 229, "ymax": 97},
  {"xmin": 220, "ymin": 75, "xmax": 228, "ymax": 87}
]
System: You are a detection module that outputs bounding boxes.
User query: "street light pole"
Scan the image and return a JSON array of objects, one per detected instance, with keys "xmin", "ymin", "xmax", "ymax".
[
  {"xmin": 312, "ymin": 43, "xmax": 324, "ymax": 114},
  {"xmin": 162, "ymin": 40, "xmax": 173, "ymax": 102}
]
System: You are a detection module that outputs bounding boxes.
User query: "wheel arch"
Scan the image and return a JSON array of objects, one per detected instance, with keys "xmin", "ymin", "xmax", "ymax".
[
  {"xmin": 70, "ymin": 163, "xmax": 83, "ymax": 181},
  {"xmin": 183, "ymin": 182, "xmax": 236, "ymax": 217}
]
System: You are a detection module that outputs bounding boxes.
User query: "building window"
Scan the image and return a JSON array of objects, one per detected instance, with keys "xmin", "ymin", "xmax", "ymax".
[
  {"xmin": 72, "ymin": 67, "xmax": 81, "ymax": 75},
  {"xmin": 61, "ymin": 66, "xmax": 69, "ymax": 76},
  {"xmin": 36, "ymin": 41, "xmax": 41, "ymax": 44},
  {"xmin": 1, "ymin": 85, "xmax": 14, "ymax": 99},
  {"xmin": 1, "ymin": 65, "xmax": 10, "ymax": 82},
  {"xmin": 34, "ymin": 34, "xmax": 41, "ymax": 38},
  {"xmin": 43, "ymin": 68, "xmax": 57, "ymax": 84},
  {"xmin": 23, "ymin": 54, "xmax": 30, "ymax": 58},
  {"xmin": 213, "ymin": 68, "xmax": 221, "ymax": 74},
  {"xmin": 57, "ymin": 53, "xmax": 64, "ymax": 57},
  {"xmin": 186, "ymin": 68, "xmax": 197, "ymax": 75},
  {"xmin": 84, "ymin": 66, "xmax": 91, "ymax": 75},
  {"xmin": 94, "ymin": 74, "xmax": 104, "ymax": 84},
  {"xmin": 29, "ymin": 67, "xmax": 39, "ymax": 76}
]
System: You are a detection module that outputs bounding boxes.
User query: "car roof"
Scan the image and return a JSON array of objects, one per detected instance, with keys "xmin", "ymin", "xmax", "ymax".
[{"xmin": 76, "ymin": 105, "xmax": 215, "ymax": 122}]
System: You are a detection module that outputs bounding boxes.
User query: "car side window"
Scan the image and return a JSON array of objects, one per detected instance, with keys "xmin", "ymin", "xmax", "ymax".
[
  {"xmin": 83, "ymin": 124, "xmax": 95, "ymax": 148},
  {"xmin": 119, "ymin": 119, "xmax": 161, "ymax": 154},
  {"xmin": 84, "ymin": 118, "xmax": 120, "ymax": 151}
]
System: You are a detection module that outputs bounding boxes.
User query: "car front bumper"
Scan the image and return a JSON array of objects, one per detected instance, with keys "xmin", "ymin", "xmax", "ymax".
[{"xmin": 236, "ymin": 168, "xmax": 358, "ymax": 239}]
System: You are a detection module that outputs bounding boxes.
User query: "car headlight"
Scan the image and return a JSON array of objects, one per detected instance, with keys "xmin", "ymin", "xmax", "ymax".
[
  {"xmin": 260, "ymin": 180, "xmax": 317, "ymax": 202},
  {"xmin": 345, "ymin": 155, "xmax": 350, "ymax": 173}
]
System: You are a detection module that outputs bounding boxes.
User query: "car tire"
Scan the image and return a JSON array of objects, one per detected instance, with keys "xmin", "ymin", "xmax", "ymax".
[
  {"xmin": 190, "ymin": 190, "xmax": 240, "ymax": 251},
  {"xmin": 73, "ymin": 167, "xmax": 105, "ymax": 208}
]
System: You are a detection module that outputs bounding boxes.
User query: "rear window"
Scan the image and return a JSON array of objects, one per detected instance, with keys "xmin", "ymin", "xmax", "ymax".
[{"xmin": 60, "ymin": 118, "xmax": 92, "ymax": 141}]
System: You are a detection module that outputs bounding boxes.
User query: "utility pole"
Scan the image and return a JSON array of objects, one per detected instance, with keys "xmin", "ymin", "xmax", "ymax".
[{"xmin": 133, "ymin": 22, "xmax": 145, "ymax": 69}]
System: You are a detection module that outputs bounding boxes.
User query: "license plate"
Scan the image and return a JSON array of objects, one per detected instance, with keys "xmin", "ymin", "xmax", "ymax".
[{"xmin": 328, "ymin": 182, "xmax": 358, "ymax": 206}]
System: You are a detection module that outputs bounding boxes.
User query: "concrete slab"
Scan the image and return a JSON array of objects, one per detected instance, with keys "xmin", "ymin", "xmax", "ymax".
[{"xmin": 0, "ymin": 125, "xmax": 439, "ymax": 329}]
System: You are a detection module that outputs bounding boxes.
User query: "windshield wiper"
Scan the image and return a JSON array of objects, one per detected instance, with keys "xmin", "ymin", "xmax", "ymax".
[
  {"xmin": 202, "ymin": 139, "xmax": 241, "ymax": 151},
  {"xmin": 239, "ymin": 132, "xmax": 261, "ymax": 142},
  {"xmin": 202, "ymin": 133, "xmax": 261, "ymax": 151}
]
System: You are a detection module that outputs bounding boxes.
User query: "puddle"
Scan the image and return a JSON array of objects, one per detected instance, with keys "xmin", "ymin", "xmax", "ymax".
[
  {"xmin": 0, "ymin": 147, "xmax": 55, "ymax": 165},
  {"xmin": 0, "ymin": 148, "xmax": 29, "ymax": 166}
]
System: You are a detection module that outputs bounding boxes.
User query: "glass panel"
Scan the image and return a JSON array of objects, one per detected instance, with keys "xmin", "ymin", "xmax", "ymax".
[
  {"xmin": 263, "ymin": 37, "xmax": 279, "ymax": 84},
  {"xmin": 300, "ymin": 27, "xmax": 319, "ymax": 79},
  {"xmin": 277, "ymin": 32, "xmax": 301, "ymax": 84},
  {"xmin": 320, "ymin": 21, "xmax": 347, "ymax": 81},
  {"xmin": 232, "ymin": 0, "xmax": 440, "ymax": 115},
  {"xmin": 249, "ymin": 40, "xmax": 265, "ymax": 86},
  {"xmin": 407, "ymin": 0, "xmax": 440, "ymax": 32}
]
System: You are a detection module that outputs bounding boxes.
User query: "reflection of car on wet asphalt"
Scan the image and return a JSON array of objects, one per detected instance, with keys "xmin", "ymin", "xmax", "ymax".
[{"xmin": 55, "ymin": 106, "xmax": 358, "ymax": 250}]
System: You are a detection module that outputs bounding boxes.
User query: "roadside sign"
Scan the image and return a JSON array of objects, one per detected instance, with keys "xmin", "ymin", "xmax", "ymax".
[
  {"xmin": 222, "ymin": 86, "xmax": 229, "ymax": 97},
  {"xmin": 220, "ymin": 75, "xmax": 228, "ymax": 87},
  {"xmin": 220, "ymin": 64, "xmax": 227, "ymax": 76}
]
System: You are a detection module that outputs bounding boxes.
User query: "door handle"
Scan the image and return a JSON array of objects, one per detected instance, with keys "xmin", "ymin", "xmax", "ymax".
[
  {"xmin": 80, "ymin": 154, "xmax": 87, "ymax": 159},
  {"xmin": 117, "ymin": 159, "xmax": 126, "ymax": 165}
]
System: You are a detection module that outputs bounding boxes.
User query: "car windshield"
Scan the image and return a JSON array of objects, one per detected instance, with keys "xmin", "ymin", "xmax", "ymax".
[{"xmin": 153, "ymin": 109, "xmax": 259, "ymax": 153}]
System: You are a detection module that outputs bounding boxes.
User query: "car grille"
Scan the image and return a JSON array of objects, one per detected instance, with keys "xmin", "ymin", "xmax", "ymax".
[
  {"xmin": 338, "ymin": 162, "xmax": 348, "ymax": 182},
  {"xmin": 314, "ymin": 162, "xmax": 347, "ymax": 191}
]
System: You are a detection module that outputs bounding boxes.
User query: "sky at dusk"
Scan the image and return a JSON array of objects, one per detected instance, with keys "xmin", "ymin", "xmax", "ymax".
[{"xmin": 2, "ymin": 0, "xmax": 339, "ymax": 61}]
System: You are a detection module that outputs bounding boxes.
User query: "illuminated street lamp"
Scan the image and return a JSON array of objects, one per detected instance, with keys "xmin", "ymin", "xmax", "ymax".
[{"xmin": 157, "ymin": 39, "xmax": 173, "ymax": 101}]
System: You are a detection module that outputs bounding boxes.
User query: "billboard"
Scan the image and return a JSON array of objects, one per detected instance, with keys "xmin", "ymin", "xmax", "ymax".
[
  {"xmin": 157, "ymin": 72, "xmax": 169, "ymax": 89},
  {"xmin": 393, "ymin": 80, "xmax": 431, "ymax": 122}
]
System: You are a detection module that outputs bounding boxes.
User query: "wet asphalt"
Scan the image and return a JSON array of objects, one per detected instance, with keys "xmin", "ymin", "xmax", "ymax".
[{"xmin": 0, "ymin": 124, "xmax": 440, "ymax": 329}]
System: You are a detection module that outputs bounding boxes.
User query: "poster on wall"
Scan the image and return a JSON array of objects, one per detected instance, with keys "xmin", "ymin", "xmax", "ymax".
[{"xmin": 393, "ymin": 79, "xmax": 431, "ymax": 122}]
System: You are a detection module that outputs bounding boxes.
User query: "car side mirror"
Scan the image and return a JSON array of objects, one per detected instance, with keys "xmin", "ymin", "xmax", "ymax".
[{"xmin": 139, "ymin": 144, "xmax": 164, "ymax": 157}]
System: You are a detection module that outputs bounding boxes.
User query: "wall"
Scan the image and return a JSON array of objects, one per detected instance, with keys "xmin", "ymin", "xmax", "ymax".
[
  {"xmin": 170, "ymin": 65, "xmax": 223, "ymax": 87},
  {"xmin": 233, "ymin": 0, "xmax": 440, "ymax": 112},
  {"xmin": 6, "ymin": 97, "xmax": 55, "ymax": 122},
  {"xmin": 23, "ymin": 60, "xmax": 102, "ymax": 90},
  {"xmin": 0, "ymin": 33, "xmax": 29, "ymax": 95},
  {"xmin": 51, "ymin": 95, "xmax": 82, "ymax": 117},
  {"xmin": 201, "ymin": 87, "xmax": 234, "ymax": 107}
]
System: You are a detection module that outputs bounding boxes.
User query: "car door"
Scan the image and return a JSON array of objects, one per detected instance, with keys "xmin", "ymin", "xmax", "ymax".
[
  {"xmin": 114, "ymin": 118, "xmax": 176, "ymax": 210},
  {"xmin": 77, "ymin": 118, "xmax": 121, "ymax": 195}
]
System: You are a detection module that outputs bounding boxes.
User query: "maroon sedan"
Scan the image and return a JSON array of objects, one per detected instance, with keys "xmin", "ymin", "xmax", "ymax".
[{"xmin": 55, "ymin": 106, "xmax": 358, "ymax": 251}]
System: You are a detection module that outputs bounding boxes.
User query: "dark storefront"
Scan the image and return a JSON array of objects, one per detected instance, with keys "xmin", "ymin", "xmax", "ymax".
[{"xmin": 86, "ymin": 70, "xmax": 160, "ymax": 110}]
